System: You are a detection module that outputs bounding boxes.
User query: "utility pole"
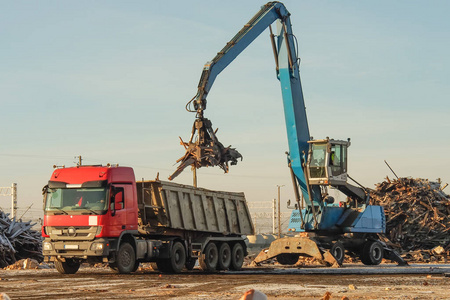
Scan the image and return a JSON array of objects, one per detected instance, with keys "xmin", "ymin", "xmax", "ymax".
[
  {"xmin": 0, "ymin": 183, "xmax": 17, "ymax": 219},
  {"xmin": 277, "ymin": 185, "xmax": 284, "ymax": 238},
  {"xmin": 272, "ymin": 198, "xmax": 276, "ymax": 234},
  {"xmin": 76, "ymin": 155, "xmax": 82, "ymax": 166},
  {"xmin": 11, "ymin": 183, "xmax": 17, "ymax": 219}
]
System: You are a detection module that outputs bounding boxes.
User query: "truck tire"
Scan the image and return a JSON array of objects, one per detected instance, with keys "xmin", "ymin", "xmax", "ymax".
[
  {"xmin": 360, "ymin": 240, "xmax": 383, "ymax": 265},
  {"xmin": 167, "ymin": 241, "xmax": 186, "ymax": 273},
  {"xmin": 330, "ymin": 241, "xmax": 345, "ymax": 265},
  {"xmin": 155, "ymin": 242, "xmax": 186, "ymax": 274},
  {"xmin": 116, "ymin": 242, "xmax": 136, "ymax": 274},
  {"xmin": 55, "ymin": 259, "xmax": 80, "ymax": 274},
  {"xmin": 230, "ymin": 243, "xmax": 244, "ymax": 271},
  {"xmin": 276, "ymin": 254, "xmax": 299, "ymax": 265},
  {"xmin": 217, "ymin": 242, "xmax": 231, "ymax": 270},
  {"xmin": 199, "ymin": 242, "xmax": 218, "ymax": 272}
]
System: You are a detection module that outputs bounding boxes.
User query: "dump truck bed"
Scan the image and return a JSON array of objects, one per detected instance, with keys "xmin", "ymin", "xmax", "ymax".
[{"xmin": 137, "ymin": 181, "xmax": 254, "ymax": 236}]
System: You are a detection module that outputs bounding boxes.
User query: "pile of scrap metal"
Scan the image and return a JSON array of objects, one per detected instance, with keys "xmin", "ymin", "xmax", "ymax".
[
  {"xmin": 371, "ymin": 177, "xmax": 450, "ymax": 262},
  {"xmin": 0, "ymin": 210, "xmax": 43, "ymax": 268}
]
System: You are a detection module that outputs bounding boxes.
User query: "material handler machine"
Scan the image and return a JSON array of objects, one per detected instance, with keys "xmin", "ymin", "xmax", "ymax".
[{"xmin": 170, "ymin": 2, "xmax": 405, "ymax": 266}]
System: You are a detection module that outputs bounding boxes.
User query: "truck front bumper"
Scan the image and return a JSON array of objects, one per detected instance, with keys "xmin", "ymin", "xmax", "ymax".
[{"xmin": 43, "ymin": 238, "xmax": 111, "ymax": 261}]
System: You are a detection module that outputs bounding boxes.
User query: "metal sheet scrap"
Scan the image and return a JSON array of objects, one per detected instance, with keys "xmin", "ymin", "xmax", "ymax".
[{"xmin": 169, "ymin": 116, "xmax": 242, "ymax": 181}]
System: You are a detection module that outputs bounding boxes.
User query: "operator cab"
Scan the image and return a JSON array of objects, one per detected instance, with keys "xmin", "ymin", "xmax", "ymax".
[{"xmin": 306, "ymin": 138, "xmax": 350, "ymax": 186}]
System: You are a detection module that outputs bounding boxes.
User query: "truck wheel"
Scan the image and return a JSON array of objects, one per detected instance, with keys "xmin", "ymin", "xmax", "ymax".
[
  {"xmin": 277, "ymin": 254, "xmax": 299, "ymax": 265},
  {"xmin": 361, "ymin": 241, "xmax": 384, "ymax": 265},
  {"xmin": 185, "ymin": 257, "xmax": 197, "ymax": 270},
  {"xmin": 55, "ymin": 259, "xmax": 80, "ymax": 274},
  {"xmin": 230, "ymin": 243, "xmax": 244, "ymax": 271},
  {"xmin": 199, "ymin": 242, "xmax": 218, "ymax": 272},
  {"xmin": 217, "ymin": 243, "xmax": 231, "ymax": 270},
  {"xmin": 116, "ymin": 242, "xmax": 136, "ymax": 274},
  {"xmin": 166, "ymin": 241, "xmax": 186, "ymax": 273},
  {"xmin": 330, "ymin": 241, "xmax": 345, "ymax": 265}
]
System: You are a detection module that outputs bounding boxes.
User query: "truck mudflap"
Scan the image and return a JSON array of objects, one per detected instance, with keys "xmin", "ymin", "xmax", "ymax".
[{"xmin": 252, "ymin": 236, "xmax": 339, "ymax": 267}]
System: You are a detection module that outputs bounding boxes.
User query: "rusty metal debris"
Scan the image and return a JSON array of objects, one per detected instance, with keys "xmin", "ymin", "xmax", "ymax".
[
  {"xmin": 169, "ymin": 116, "xmax": 242, "ymax": 181},
  {"xmin": 371, "ymin": 177, "xmax": 450, "ymax": 262},
  {"xmin": 252, "ymin": 236, "xmax": 339, "ymax": 267},
  {"xmin": 0, "ymin": 210, "xmax": 43, "ymax": 268}
]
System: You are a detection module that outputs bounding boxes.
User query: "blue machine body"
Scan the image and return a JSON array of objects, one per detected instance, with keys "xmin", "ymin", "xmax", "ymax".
[{"xmin": 287, "ymin": 209, "xmax": 306, "ymax": 233}]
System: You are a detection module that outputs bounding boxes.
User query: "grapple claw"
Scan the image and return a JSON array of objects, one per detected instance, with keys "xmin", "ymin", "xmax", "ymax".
[{"xmin": 169, "ymin": 116, "xmax": 242, "ymax": 181}]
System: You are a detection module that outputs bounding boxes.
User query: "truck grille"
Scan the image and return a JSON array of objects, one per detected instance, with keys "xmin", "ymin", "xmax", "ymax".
[{"xmin": 48, "ymin": 226, "xmax": 99, "ymax": 241}]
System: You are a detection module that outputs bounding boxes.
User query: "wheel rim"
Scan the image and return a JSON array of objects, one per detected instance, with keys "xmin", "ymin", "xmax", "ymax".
[
  {"xmin": 208, "ymin": 247, "xmax": 218, "ymax": 263},
  {"xmin": 372, "ymin": 246, "xmax": 382, "ymax": 260},
  {"xmin": 333, "ymin": 247, "xmax": 343, "ymax": 261},
  {"xmin": 222, "ymin": 248, "xmax": 230, "ymax": 261},
  {"xmin": 120, "ymin": 249, "xmax": 132, "ymax": 267},
  {"xmin": 232, "ymin": 244, "xmax": 244, "ymax": 268},
  {"xmin": 174, "ymin": 248, "xmax": 183, "ymax": 266}
]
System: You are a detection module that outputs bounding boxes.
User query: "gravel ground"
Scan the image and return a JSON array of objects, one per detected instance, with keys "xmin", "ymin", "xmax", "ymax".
[{"xmin": 0, "ymin": 264, "xmax": 449, "ymax": 299}]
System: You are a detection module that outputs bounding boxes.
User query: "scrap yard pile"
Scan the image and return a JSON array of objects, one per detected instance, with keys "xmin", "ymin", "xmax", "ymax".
[
  {"xmin": 0, "ymin": 210, "xmax": 43, "ymax": 268},
  {"xmin": 371, "ymin": 177, "xmax": 450, "ymax": 262}
]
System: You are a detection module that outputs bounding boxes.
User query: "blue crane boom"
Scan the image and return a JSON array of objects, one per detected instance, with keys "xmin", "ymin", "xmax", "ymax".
[{"xmin": 170, "ymin": 1, "xmax": 406, "ymax": 266}]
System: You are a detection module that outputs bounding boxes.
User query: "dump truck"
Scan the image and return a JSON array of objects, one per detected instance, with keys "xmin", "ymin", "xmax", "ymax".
[{"xmin": 42, "ymin": 165, "xmax": 254, "ymax": 274}]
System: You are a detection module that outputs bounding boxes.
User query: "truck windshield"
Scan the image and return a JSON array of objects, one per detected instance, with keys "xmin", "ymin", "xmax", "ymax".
[
  {"xmin": 45, "ymin": 188, "xmax": 108, "ymax": 214},
  {"xmin": 309, "ymin": 143, "xmax": 327, "ymax": 179}
]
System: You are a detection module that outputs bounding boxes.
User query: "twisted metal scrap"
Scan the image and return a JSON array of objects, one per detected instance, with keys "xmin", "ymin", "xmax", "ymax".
[{"xmin": 169, "ymin": 117, "xmax": 242, "ymax": 181}]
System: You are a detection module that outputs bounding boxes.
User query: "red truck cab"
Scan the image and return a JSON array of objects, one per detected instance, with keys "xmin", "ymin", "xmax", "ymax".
[{"xmin": 42, "ymin": 165, "xmax": 139, "ymax": 273}]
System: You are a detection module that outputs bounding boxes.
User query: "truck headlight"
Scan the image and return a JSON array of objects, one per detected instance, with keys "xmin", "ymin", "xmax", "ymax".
[
  {"xmin": 43, "ymin": 241, "xmax": 53, "ymax": 251},
  {"xmin": 90, "ymin": 243, "xmax": 104, "ymax": 250}
]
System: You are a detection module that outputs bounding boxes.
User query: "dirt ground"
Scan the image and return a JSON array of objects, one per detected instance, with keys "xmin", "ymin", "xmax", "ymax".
[{"xmin": 1, "ymin": 264, "xmax": 450, "ymax": 300}]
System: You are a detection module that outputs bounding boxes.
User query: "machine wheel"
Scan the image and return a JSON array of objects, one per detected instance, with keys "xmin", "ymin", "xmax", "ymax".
[
  {"xmin": 199, "ymin": 242, "xmax": 218, "ymax": 272},
  {"xmin": 361, "ymin": 240, "xmax": 384, "ymax": 265},
  {"xmin": 217, "ymin": 243, "xmax": 232, "ymax": 270},
  {"xmin": 230, "ymin": 243, "xmax": 245, "ymax": 271},
  {"xmin": 116, "ymin": 242, "xmax": 136, "ymax": 274},
  {"xmin": 185, "ymin": 257, "xmax": 197, "ymax": 270},
  {"xmin": 276, "ymin": 254, "xmax": 300, "ymax": 265},
  {"xmin": 55, "ymin": 259, "xmax": 80, "ymax": 274},
  {"xmin": 165, "ymin": 241, "xmax": 186, "ymax": 273},
  {"xmin": 330, "ymin": 242, "xmax": 345, "ymax": 265}
]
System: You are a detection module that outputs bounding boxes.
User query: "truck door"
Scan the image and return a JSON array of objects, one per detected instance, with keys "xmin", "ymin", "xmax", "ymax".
[{"xmin": 110, "ymin": 184, "xmax": 138, "ymax": 236}]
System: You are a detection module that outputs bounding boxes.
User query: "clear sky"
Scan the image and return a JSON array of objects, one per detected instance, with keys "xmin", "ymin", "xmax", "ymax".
[{"xmin": 1, "ymin": 0, "xmax": 449, "ymax": 218}]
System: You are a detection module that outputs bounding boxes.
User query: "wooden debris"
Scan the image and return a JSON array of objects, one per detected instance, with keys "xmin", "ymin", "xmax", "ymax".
[
  {"xmin": 371, "ymin": 177, "xmax": 450, "ymax": 262},
  {"xmin": 4, "ymin": 258, "xmax": 40, "ymax": 270},
  {"xmin": 0, "ymin": 210, "xmax": 43, "ymax": 268}
]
